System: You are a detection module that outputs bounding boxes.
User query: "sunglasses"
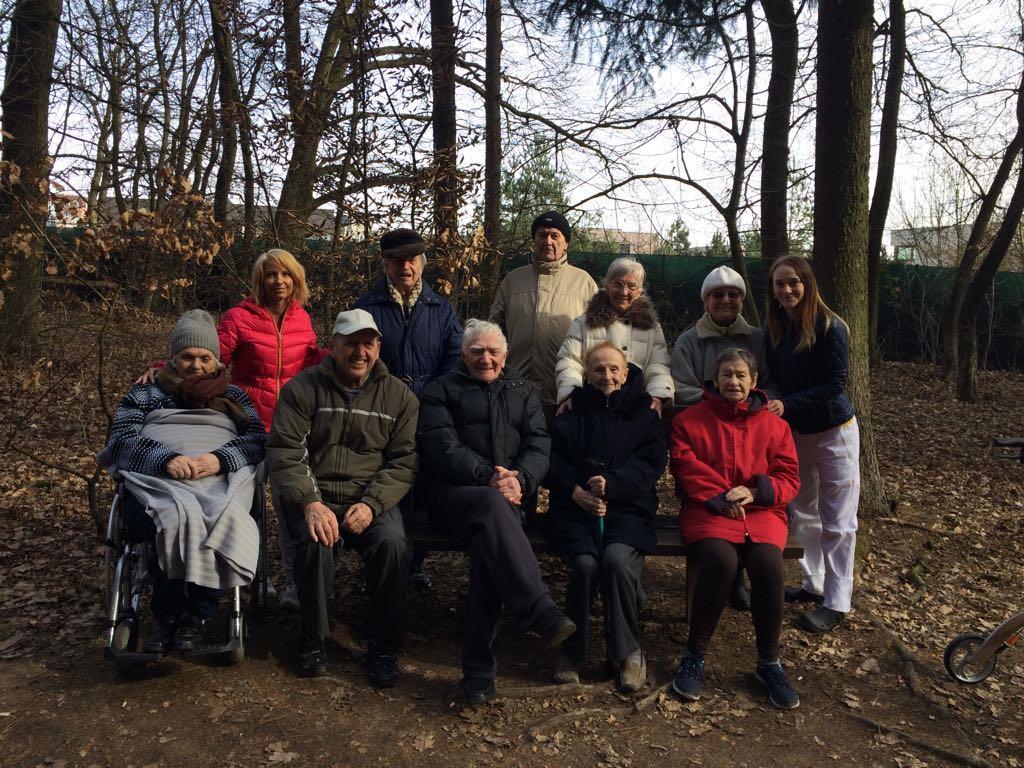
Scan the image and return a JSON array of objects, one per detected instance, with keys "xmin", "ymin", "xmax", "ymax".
[{"xmin": 709, "ymin": 289, "xmax": 743, "ymax": 300}]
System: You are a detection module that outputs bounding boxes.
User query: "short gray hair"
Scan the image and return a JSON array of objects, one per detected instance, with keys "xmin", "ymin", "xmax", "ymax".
[
  {"xmin": 604, "ymin": 257, "xmax": 646, "ymax": 288},
  {"xmin": 461, "ymin": 318, "xmax": 508, "ymax": 352}
]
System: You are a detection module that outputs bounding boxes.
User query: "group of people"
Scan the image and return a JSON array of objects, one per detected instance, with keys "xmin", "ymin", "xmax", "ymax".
[{"xmin": 101, "ymin": 210, "xmax": 860, "ymax": 711}]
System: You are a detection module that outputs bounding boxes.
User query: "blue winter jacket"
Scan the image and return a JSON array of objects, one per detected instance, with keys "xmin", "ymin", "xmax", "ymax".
[
  {"xmin": 764, "ymin": 314, "xmax": 856, "ymax": 435},
  {"xmin": 354, "ymin": 278, "xmax": 463, "ymax": 396}
]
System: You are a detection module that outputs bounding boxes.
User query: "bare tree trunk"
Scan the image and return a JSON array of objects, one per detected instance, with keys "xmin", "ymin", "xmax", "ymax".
[
  {"xmin": 942, "ymin": 69, "xmax": 1024, "ymax": 373},
  {"xmin": 813, "ymin": 0, "xmax": 887, "ymax": 519},
  {"xmin": 483, "ymin": 0, "xmax": 502, "ymax": 273},
  {"xmin": 0, "ymin": 0, "xmax": 63, "ymax": 355},
  {"xmin": 867, "ymin": 0, "xmax": 905, "ymax": 366},
  {"xmin": 759, "ymin": 0, "xmax": 797, "ymax": 270},
  {"xmin": 431, "ymin": 0, "xmax": 458, "ymax": 255},
  {"xmin": 209, "ymin": 0, "xmax": 239, "ymax": 225},
  {"xmin": 956, "ymin": 156, "xmax": 1024, "ymax": 401}
]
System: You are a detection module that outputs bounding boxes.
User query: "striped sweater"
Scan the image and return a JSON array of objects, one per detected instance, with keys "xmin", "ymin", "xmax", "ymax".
[{"xmin": 105, "ymin": 382, "xmax": 266, "ymax": 476}]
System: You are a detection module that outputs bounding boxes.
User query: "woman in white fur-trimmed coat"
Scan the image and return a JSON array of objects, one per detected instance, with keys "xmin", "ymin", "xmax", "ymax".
[{"xmin": 555, "ymin": 257, "xmax": 673, "ymax": 416}]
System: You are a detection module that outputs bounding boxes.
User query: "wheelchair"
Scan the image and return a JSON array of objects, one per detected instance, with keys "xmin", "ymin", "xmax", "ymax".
[{"xmin": 102, "ymin": 467, "xmax": 269, "ymax": 672}]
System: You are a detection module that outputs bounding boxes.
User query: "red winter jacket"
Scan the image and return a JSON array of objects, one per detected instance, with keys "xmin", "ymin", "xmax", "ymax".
[
  {"xmin": 669, "ymin": 389, "xmax": 800, "ymax": 550},
  {"xmin": 217, "ymin": 298, "xmax": 327, "ymax": 431}
]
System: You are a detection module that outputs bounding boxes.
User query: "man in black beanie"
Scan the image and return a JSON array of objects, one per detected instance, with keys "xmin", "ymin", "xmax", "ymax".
[{"xmin": 489, "ymin": 210, "xmax": 597, "ymax": 424}]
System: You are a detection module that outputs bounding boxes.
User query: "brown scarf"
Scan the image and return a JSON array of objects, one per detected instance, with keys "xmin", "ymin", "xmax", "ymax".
[{"xmin": 156, "ymin": 364, "xmax": 251, "ymax": 433}]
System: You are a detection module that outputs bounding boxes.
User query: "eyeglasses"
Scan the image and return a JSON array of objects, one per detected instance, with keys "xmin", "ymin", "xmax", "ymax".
[
  {"xmin": 709, "ymin": 289, "xmax": 743, "ymax": 300},
  {"xmin": 609, "ymin": 280, "xmax": 641, "ymax": 293}
]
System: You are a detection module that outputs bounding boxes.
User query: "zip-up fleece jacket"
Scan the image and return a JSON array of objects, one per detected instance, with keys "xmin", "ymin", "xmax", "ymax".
[
  {"xmin": 218, "ymin": 297, "xmax": 327, "ymax": 431},
  {"xmin": 267, "ymin": 356, "xmax": 419, "ymax": 517},
  {"xmin": 489, "ymin": 256, "xmax": 597, "ymax": 405}
]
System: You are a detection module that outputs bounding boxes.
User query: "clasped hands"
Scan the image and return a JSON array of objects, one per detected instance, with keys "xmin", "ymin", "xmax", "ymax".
[
  {"xmin": 572, "ymin": 475, "xmax": 607, "ymax": 517},
  {"xmin": 490, "ymin": 466, "xmax": 522, "ymax": 506},
  {"xmin": 166, "ymin": 453, "xmax": 220, "ymax": 480},
  {"xmin": 719, "ymin": 485, "xmax": 755, "ymax": 520},
  {"xmin": 305, "ymin": 500, "xmax": 374, "ymax": 546}
]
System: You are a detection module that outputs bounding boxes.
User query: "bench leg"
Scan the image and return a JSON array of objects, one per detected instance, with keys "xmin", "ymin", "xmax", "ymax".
[{"xmin": 685, "ymin": 555, "xmax": 699, "ymax": 624}]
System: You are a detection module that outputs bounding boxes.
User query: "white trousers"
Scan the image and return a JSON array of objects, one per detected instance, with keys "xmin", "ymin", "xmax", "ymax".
[{"xmin": 790, "ymin": 418, "xmax": 860, "ymax": 613}]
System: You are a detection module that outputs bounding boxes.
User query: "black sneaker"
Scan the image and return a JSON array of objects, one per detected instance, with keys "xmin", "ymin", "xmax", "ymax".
[
  {"xmin": 671, "ymin": 654, "xmax": 705, "ymax": 701},
  {"xmin": 170, "ymin": 615, "xmax": 205, "ymax": 652},
  {"xmin": 142, "ymin": 619, "xmax": 173, "ymax": 655},
  {"xmin": 366, "ymin": 650, "xmax": 399, "ymax": 689},
  {"xmin": 784, "ymin": 586, "xmax": 825, "ymax": 604},
  {"xmin": 410, "ymin": 566, "xmax": 432, "ymax": 591},
  {"xmin": 295, "ymin": 641, "xmax": 329, "ymax": 678},
  {"xmin": 460, "ymin": 676, "xmax": 496, "ymax": 705},
  {"xmin": 755, "ymin": 662, "xmax": 800, "ymax": 710},
  {"xmin": 529, "ymin": 607, "xmax": 577, "ymax": 649}
]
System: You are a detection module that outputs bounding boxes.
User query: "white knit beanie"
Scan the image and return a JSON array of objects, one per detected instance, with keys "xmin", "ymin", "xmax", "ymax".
[
  {"xmin": 700, "ymin": 266, "xmax": 746, "ymax": 299},
  {"xmin": 170, "ymin": 309, "xmax": 221, "ymax": 360}
]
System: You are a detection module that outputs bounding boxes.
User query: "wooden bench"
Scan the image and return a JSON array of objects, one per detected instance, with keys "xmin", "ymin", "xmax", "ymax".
[{"xmin": 403, "ymin": 510, "xmax": 804, "ymax": 618}]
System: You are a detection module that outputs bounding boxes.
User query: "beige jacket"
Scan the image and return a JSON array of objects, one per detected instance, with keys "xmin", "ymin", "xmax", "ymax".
[
  {"xmin": 489, "ymin": 257, "xmax": 598, "ymax": 405},
  {"xmin": 555, "ymin": 293, "xmax": 673, "ymax": 403}
]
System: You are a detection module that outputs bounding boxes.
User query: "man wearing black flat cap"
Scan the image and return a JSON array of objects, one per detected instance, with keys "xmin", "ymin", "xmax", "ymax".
[{"xmin": 489, "ymin": 211, "xmax": 597, "ymax": 423}]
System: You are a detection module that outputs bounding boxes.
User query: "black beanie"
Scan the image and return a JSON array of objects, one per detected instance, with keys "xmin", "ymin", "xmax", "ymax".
[
  {"xmin": 380, "ymin": 228, "xmax": 427, "ymax": 260},
  {"xmin": 531, "ymin": 210, "xmax": 572, "ymax": 243}
]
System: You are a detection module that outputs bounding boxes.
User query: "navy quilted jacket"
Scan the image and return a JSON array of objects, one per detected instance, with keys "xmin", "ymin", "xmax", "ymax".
[
  {"xmin": 764, "ymin": 314, "xmax": 855, "ymax": 435},
  {"xmin": 354, "ymin": 279, "xmax": 463, "ymax": 396}
]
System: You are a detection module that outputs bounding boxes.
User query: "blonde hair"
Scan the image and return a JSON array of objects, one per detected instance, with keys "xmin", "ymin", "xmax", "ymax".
[{"xmin": 250, "ymin": 249, "xmax": 310, "ymax": 306}]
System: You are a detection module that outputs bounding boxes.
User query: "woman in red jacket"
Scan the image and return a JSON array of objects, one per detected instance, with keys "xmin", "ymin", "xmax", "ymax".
[
  {"xmin": 220, "ymin": 249, "xmax": 326, "ymax": 609},
  {"xmin": 668, "ymin": 348, "xmax": 801, "ymax": 710}
]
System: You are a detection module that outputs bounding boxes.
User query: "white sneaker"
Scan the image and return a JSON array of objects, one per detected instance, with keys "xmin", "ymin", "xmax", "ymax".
[
  {"xmin": 618, "ymin": 650, "xmax": 647, "ymax": 693},
  {"xmin": 279, "ymin": 581, "xmax": 300, "ymax": 611}
]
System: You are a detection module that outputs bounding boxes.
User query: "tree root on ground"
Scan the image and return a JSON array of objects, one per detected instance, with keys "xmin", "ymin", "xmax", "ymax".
[
  {"xmin": 877, "ymin": 516, "xmax": 948, "ymax": 535},
  {"xmin": 840, "ymin": 708, "xmax": 993, "ymax": 768},
  {"xmin": 524, "ymin": 683, "xmax": 669, "ymax": 737},
  {"xmin": 863, "ymin": 613, "xmax": 978, "ymax": 750},
  {"xmin": 500, "ymin": 681, "xmax": 614, "ymax": 699}
]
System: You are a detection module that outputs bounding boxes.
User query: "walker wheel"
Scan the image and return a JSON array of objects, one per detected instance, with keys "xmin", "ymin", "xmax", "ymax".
[
  {"xmin": 944, "ymin": 633, "xmax": 996, "ymax": 683},
  {"xmin": 112, "ymin": 617, "xmax": 137, "ymax": 652}
]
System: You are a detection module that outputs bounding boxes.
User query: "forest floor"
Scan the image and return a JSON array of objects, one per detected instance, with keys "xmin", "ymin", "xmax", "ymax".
[{"xmin": 0, "ymin": 297, "xmax": 1022, "ymax": 768}]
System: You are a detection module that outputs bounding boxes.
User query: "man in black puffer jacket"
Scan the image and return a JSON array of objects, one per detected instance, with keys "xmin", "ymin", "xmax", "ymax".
[
  {"xmin": 417, "ymin": 319, "xmax": 576, "ymax": 704},
  {"xmin": 546, "ymin": 345, "xmax": 667, "ymax": 692}
]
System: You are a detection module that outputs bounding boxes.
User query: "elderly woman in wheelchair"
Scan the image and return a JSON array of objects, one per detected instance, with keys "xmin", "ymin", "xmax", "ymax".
[{"xmin": 99, "ymin": 310, "xmax": 266, "ymax": 662}]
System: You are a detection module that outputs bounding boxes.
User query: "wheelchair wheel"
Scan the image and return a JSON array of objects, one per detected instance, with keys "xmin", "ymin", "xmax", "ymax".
[
  {"xmin": 228, "ymin": 613, "xmax": 245, "ymax": 665},
  {"xmin": 944, "ymin": 633, "xmax": 997, "ymax": 683}
]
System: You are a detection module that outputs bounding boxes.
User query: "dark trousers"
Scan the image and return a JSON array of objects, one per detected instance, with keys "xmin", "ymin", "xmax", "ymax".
[
  {"xmin": 431, "ymin": 486, "xmax": 556, "ymax": 680},
  {"xmin": 687, "ymin": 538, "xmax": 784, "ymax": 661},
  {"xmin": 563, "ymin": 543, "xmax": 644, "ymax": 665},
  {"xmin": 289, "ymin": 506, "xmax": 410, "ymax": 651},
  {"xmin": 122, "ymin": 492, "xmax": 221, "ymax": 624}
]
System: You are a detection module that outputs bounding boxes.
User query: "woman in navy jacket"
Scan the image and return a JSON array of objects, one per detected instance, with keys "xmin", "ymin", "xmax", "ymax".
[
  {"xmin": 547, "ymin": 344, "xmax": 666, "ymax": 692},
  {"xmin": 764, "ymin": 255, "xmax": 860, "ymax": 634}
]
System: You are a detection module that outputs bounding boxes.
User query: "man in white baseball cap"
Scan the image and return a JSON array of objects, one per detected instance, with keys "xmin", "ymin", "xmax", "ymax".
[{"xmin": 268, "ymin": 307, "xmax": 419, "ymax": 687}]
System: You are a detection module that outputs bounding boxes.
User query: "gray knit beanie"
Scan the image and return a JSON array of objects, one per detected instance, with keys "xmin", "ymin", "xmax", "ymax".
[{"xmin": 170, "ymin": 309, "xmax": 221, "ymax": 360}]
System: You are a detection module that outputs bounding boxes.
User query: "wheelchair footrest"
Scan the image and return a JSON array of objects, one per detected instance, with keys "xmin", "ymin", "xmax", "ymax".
[
  {"xmin": 182, "ymin": 636, "xmax": 241, "ymax": 659},
  {"xmin": 104, "ymin": 647, "xmax": 166, "ymax": 664}
]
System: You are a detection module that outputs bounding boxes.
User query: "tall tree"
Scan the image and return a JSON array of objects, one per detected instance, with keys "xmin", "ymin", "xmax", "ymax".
[
  {"xmin": 867, "ymin": 0, "xmax": 905, "ymax": 365},
  {"xmin": 941, "ymin": 69, "xmax": 1024, "ymax": 373},
  {"xmin": 759, "ymin": 0, "xmax": 798, "ymax": 268},
  {"xmin": 956, "ymin": 67, "xmax": 1024, "ymax": 401},
  {"xmin": 482, "ymin": 0, "xmax": 502, "ymax": 268},
  {"xmin": 0, "ymin": 0, "xmax": 63, "ymax": 354},
  {"xmin": 208, "ymin": 0, "xmax": 241, "ymax": 225},
  {"xmin": 813, "ymin": 0, "xmax": 887, "ymax": 518},
  {"xmin": 431, "ymin": 0, "xmax": 458, "ymax": 255}
]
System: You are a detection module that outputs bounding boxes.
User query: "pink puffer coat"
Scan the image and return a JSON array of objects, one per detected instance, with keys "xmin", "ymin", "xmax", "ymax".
[{"xmin": 218, "ymin": 297, "xmax": 326, "ymax": 431}]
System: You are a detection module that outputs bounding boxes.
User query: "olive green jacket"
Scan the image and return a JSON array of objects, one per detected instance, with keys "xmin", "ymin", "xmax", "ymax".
[{"xmin": 267, "ymin": 356, "xmax": 418, "ymax": 516}]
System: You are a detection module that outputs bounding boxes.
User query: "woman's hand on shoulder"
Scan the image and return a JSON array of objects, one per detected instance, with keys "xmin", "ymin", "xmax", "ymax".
[
  {"xmin": 135, "ymin": 366, "xmax": 160, "ymax": 386},
  {"xmin": 766, "ymin": 399, "xmax": 784, "ymax": 416},
  {"xmin": 650, "ymin": 398, "xmax": 664, "ymax": 417}
]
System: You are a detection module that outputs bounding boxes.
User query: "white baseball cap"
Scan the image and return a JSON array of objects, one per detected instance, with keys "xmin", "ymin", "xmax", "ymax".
[{"xmin": 331, "ymin": 308, "xmax": 381, "ymax": 337}]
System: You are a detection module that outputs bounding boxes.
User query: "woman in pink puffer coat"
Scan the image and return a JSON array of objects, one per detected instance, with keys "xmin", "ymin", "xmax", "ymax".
[{"xmin": 221, "ymin": 249, "xmax": 326, "ymax": 609}]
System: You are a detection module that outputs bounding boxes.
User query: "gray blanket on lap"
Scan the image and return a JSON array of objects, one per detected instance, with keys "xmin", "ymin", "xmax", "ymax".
[{"xmin": 102, "ymin": 408, "xmax": 259, "ymax": 590}]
